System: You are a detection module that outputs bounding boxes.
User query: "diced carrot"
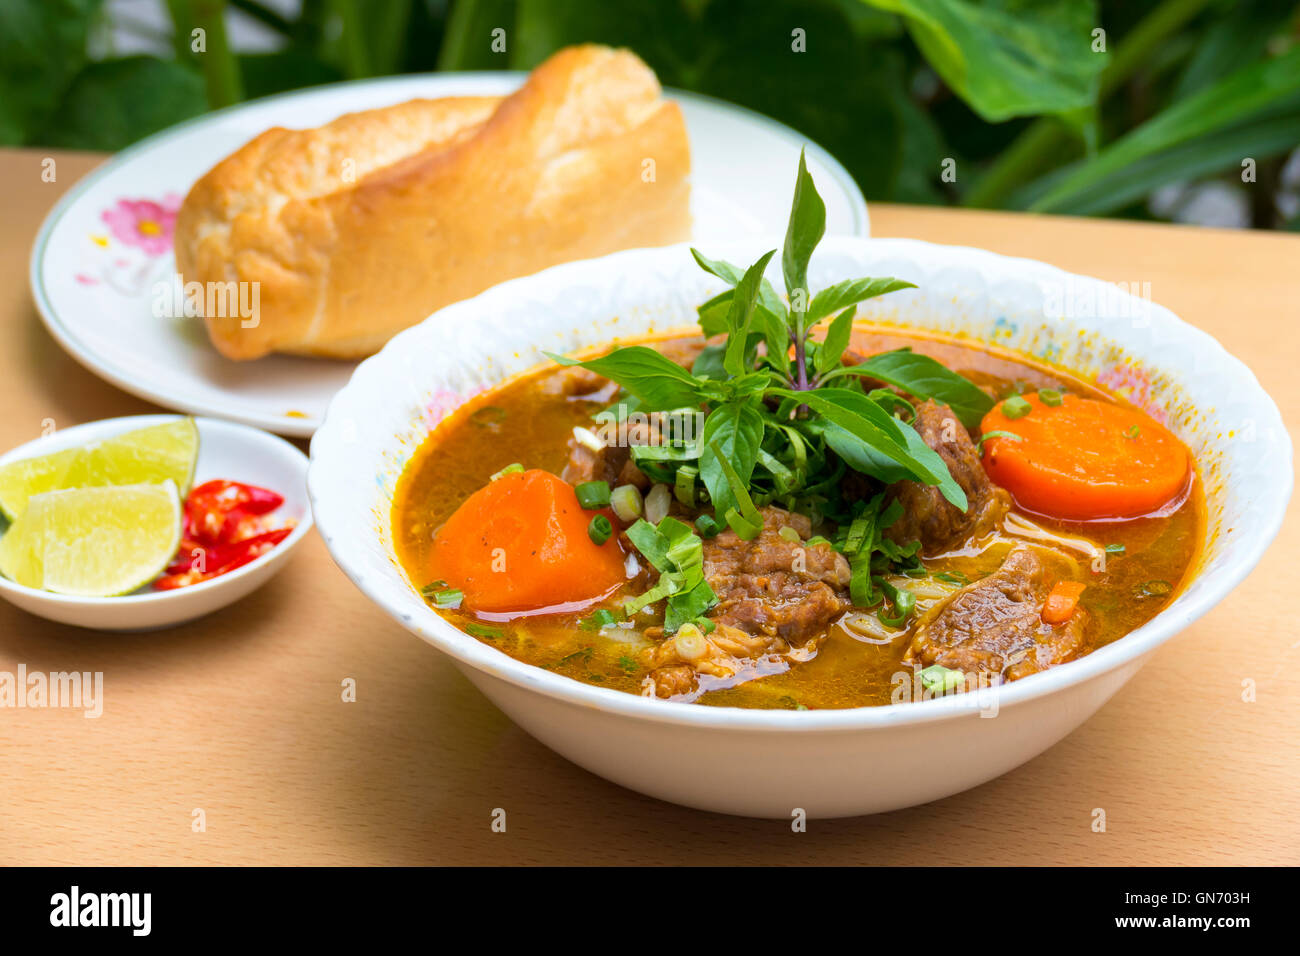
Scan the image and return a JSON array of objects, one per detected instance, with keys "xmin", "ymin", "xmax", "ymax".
[
  {"xmin": 1042, "ymin": 580, "xmax": 1087, "ymax": 625},
  {"xmin": 430, "ymin": 469, "xmax": 626, "ymax": 614},
  {"xmin": 980, "ymin": 392, "xmax": 1190, "ymax": 520}
]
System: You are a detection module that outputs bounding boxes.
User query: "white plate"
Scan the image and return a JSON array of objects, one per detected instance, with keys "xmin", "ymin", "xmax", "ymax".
[
  {"xmin": 309, "ymin": 237, "xmax": 1291, "ymax": 818},
  {"xmin": 0, "ymin": 415, "xmax": 312, "ymax": 631},
  {"xmin": 30, "ymin": 75, "xmax": 868, "ymax": 438}
]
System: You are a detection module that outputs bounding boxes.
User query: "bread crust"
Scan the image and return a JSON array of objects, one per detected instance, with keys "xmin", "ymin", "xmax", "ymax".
[{"xmin": 175, "ymin": 46, "xmax": 692, "ymax": 360}]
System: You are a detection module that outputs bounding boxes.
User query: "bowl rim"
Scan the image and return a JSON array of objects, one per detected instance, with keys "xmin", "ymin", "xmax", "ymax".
[
  {"xmin": 309, "ymin": 237, "xmax": 1293, "ymax": 733},
  {"xmin": 0, "ymin": 413, "xmax": 313, "ymax": 608}
]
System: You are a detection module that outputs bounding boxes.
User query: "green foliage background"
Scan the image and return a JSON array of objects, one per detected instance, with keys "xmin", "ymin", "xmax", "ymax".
[{"xmin": 3, "ymin": 0, "xmax": 1297, "ymax": 227}]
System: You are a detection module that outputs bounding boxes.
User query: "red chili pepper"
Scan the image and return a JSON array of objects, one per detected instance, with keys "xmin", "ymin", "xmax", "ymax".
[
  {"xmin": 183, "ymin": 479, "xmax": 285, "ymax": 545},
  {"xmin": 154, "ymin": 528, "xmax": 292, "ymax": 590}
]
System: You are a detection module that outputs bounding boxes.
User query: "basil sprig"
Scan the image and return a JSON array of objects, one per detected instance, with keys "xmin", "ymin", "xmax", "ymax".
[{"xmin": 550, "ymin": 152, "xmax": 997, "ymax": 614}]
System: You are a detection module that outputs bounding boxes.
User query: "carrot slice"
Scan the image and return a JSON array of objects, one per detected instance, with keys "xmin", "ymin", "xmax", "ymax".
[
  {"xmin": 1042, "ymin": 580, "xmax": 1087, "ymax": 625},
  {"xmin": 430, "ymin": 469, "xmax": 627, "ymax": 614},
  {"xmin": 980, "ymin": 392, "xmax": 1190, "ymax": 520}
]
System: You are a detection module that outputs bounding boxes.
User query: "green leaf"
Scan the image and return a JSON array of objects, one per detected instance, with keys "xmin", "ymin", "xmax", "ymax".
[
  {"xmin": 691, "ymin": 343, "xmax": 728, "ymax": 382},
  {"xmin": 782, "ymin": 388, "xmax": 967, "ymax": 510},
  {"xmin": 699, "ymin": 403, "xmax": 763, "ymax": 518},
  {"xmin": 781, "ymin": 148, "xmax": 826, "ymax": 336},
  {"xmin": 37, "ymin": 57, "xmax": 207, "ymax": 151},
  {"xmin": 439, "ymin": 0, "xmax": 519, "ymax": 69},
  {"xmin": 815, "ymin": 307, "xmax": 858, "ymax": 377},
  {"xmin": 723, "ymin": 250, "xmax": 778, "ymax": 376},
  {"xmin": 0, "ymin": 0, "xmax": 98, "ymax": 145},
  {"xmin": 863, "ymin": 0, "xmax": 1106, "ymax": 122},
  {"xmin": 692, "ymin": 250, "xmax": 790, "ymax": 368},
  {"xmin": 826, "ymin": 348, "xmax": 993, "ymax": 430},
  {"xmin": 546, "ymin": 346, "xmax": 705, "ymax": 411},
  {"xmin": 807, "ymin": 276, "xmax": 917, "ymax": 324},
  {"xmin": 1030, "ymin": 47, "xmax": 1300, "ymax": 214}
]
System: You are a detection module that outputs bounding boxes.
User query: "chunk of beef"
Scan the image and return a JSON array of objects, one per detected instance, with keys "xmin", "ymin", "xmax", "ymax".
[
  {"xmin": 885, "ymin": 400, "xmax": 1010, "ymax": 555},
  {"xmin": 904, "ymin": 546, "xmax": 1088, "ymax": 682},
  {"xmin": 557, "ymin": 340, "xmax": 703, "ymax": 487},
  {"xmin": 638, "ymin": 508, "xmax": 851, "ymax": 700},
  {"xmin": 562, "ymin": 439, "xmax": 648, "ymax": 488},
  {"xmin": 703, "ymin": 508, "xmax": 851, "ymax": 643}
]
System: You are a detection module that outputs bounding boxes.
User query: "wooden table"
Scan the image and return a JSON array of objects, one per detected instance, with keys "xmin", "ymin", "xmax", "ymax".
[{"xmin": 1, "ymin": 148, "xmax": 1296, "ymax": 866}]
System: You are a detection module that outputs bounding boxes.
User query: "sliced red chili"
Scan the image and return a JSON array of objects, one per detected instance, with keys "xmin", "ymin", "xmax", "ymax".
[
  {"xmin": 184, "ymin": 479, "xmax": 285, "ymax": 544},
  {"xmin": 154, "ymin": 528, "xmax": 292, "ymax": 590}
]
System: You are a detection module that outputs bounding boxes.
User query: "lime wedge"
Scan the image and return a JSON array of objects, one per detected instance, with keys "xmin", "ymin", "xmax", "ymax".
[
  {"xmin": 0, "ymin": 418, "xmax": 198, "ymax": 521},
  {"xmin": 0, "ymin": 481, "xmax": 182, "ymax": 596}
]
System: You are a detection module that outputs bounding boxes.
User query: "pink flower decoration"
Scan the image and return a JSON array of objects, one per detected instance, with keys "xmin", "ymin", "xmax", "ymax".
[{"xmin": 100, "ymin": 194, "xmax": 181, "ymax": 256}]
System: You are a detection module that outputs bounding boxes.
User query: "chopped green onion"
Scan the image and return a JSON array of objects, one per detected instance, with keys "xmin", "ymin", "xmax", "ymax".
[
  {"xmin": 645, "ymin": 483, "xmax": 672, "ymax": 524},
  {"xmin": 724, "ymin": 507, "xmax": 762, "ymax": 540},
  {"xmin": 778, "ymin": 526, "xmax": 801, "ymax": 543},
  {"xmin": 623, "ymin": 575, "xmax": 679, "ymax": 616},
  {"xmin": 469, "ymin": 406, "xmax": 506, "ymax": 428},
  {"xmin": 610, "ymin": 484, "xmax": 643, "ymax": 523},
  {"xmin": 1125, "ymin": 424, "xmax": 1141, "ymax": 439},
  {"xmin": 806, "ymin": 535, "xmax": 831, "ymax": 547},
  {"xmin": 843, "ymin": 515, "xmax": 871, "ymax": 555},
  {"xmin": 934, "ymin": 570, "xmax": 970, "ymax": 586},
  {"xmin": 575, "ymin": 480, "xmax": 610, "ymax": 509},
  {"xmin": 849, "ymin": 555, "xmax": 877, "ymax": 608},
  {"xmin": 430, "ymin": 588, "xmax": 463, "ymax": 608},
  {"xmin": 977, "ymin": 430, "xmax": 1023, "ymax": 453},
  {"xmin": 579, "ymin": 608, "xmax": 619, "ymax": 630},
  {"xmin": 695, "ymin": 514, "xmax": 721, "ymax": 538},
  {"xmin": 1001, "ymin": 395, "xmax": 1032, "ymax": 419},
  {"xmin": 1039, "ymin": 388, "xmax": 1064, "ymax": 407},
  {"xmin": 695, "ymin": 617, "xmax": 716, "ymax": 634},
  {"xmin": 587, "ymin": 514, "xmax": 612, "ymax": 545},
  {"xmin": 674, "ymin": 466, "xmax": 698, "ymax": 508},
  {"xmin": 1137, "ymin": 579, "xmax": 1172, "ymax": 598},
  {"xmin": 490, "ymin": 463, "xmax": 524, "ymax": 481},
  {"xmin": 419, "ymin": 579, "xmax": 448, "ymax": 596},
  {"xmin": 919, "ymin": 665, "xmax": 965, "ymax": 694},
  {"xmin": 465, "ymin": 622, "xmax": 504, "ymax": 639},
  {"xmin": 1105, "ymin": 543, "xmax": 1125, "ymax": 554}
]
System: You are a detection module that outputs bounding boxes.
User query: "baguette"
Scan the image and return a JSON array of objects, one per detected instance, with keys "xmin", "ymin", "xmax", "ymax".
[{"xmin": 174, "ymin": 45, "xmax": 692, "ymax": 360}]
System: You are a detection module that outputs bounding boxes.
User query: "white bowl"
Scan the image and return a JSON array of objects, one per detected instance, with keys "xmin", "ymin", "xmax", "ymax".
[
  {"xmin": 309, "ymin": 238, "xmax": 1292, "ymax": 818},
  {"xmin": 0, "ymin": 415, "xmax": 312, "ymax": 630}
]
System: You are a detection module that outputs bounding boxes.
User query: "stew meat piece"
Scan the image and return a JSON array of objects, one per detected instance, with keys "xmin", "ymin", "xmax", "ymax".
[
  {"xmin": 703, "ymin": 508, "xmax": 851, "ymax": 641},
  {"xmin": 885, "ymin": 399, "xmax": 1010, "ymax": 555},
  {"xmin": 559, "ymin": 340, "xmax": 703, "ymax": 488},
  {"xmin": 904, "ymin": 546, "xmax": 1088, "ymax": 681},
  {"xmin": 641, "ymin": 508, "xmax": 852, "ymax": 699}
]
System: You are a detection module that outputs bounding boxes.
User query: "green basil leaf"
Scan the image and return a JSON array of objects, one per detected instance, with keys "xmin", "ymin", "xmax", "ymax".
[
  {"xmin": 699, "ymin": 402, "xmax": 763, "ymax": 517},
  {"xmin": 807, "ymin": 276, "xmax": 917, "ymax": 324},
  {"xmin": 546, "ymin": 346, "xmax": 705, "ymax": 410},
  {"xmin": 815, "ymin": 306, "xmax": 857, "ymax": 376},
  {"xmin": 780, "ymin": 387, "xmax": 967, "ymax": 510},
  {"xmin": 781, "ymin": 148, "xmax": 826, "ymax": 337},
  {"xmin": 692, "ymin": 342, "xmax": 728, "ymax": 381},
  {"xmin": 828, "ymin": 348, "xmax": 993, "ymax": 429},
  {"xmin": 723, "ymin": 250, "xmax": 778, "ymax": 376},
  {"xmin": 696, "ymin": 290, "xmax": 733, "ymax": 338},
  {"xmin": 691, "ymin": 249, "xmax": 787, "ymax": 318}
]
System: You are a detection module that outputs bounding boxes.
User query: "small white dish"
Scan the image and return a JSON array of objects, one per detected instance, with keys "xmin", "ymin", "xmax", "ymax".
[
  {"xmin": 310, "ymin": 237, "xmax": 1291, "ymax": 818},
  {"xmin": 29, "ymin": 74, "xmax": 867, "ymax": 437},
  {"xmin": 0, "ymin": 415, "xmax": 311, "ymax": 631}
]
